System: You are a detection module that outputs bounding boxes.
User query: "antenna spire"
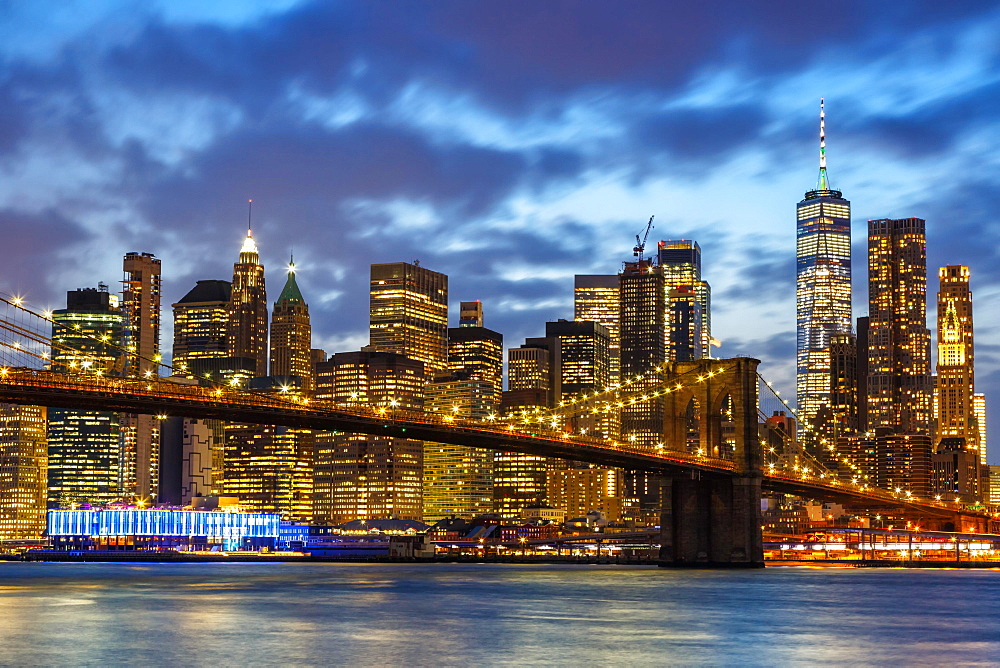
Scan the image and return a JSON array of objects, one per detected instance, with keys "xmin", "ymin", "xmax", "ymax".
[
  {"xmin": 247, "ymin": 199, "xmax": 253, "ymax": 236},
  {"xmin": 818, "ymin": 98, "xmax": 829, "ymax": 190}
]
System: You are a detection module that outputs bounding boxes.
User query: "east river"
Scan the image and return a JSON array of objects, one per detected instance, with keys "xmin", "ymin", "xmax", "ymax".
[{"xmin": 1, "ymin": 563, "xmax": 999, "ymax": 666}]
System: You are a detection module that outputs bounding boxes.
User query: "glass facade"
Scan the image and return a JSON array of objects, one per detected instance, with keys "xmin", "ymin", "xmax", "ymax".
[
  {"xmin": 0, "ymin": 404, "xmax": 47, "ymax": 538},
  {"xmin": 796, "ymin": 190, "xmax": 852, "ymax": 427},
  {"xmin": 369, "ymin": 262, "xmax": 448, "ymax": 378},
  {"xmin": 574, "ymin": 275, "xmax": 620, "ymax": 381},
  {"xmin": 658, "ymin": 240, "xmax": 711, "ymax": 361}
]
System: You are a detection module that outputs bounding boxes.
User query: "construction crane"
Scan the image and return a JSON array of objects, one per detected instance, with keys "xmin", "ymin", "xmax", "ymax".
[{"xmin": 633, "ymin": 215, "xmax": 655, "ymax": 261}]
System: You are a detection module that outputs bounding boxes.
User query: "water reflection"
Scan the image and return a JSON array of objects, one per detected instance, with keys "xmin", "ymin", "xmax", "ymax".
[{"xmin": 0, "ymin": 563, "xmax": 998, "ymax": 665}]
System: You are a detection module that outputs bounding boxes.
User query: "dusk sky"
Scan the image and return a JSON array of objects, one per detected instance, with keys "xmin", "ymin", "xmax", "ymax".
[{"xmin": 1, "ymin": 1, "xmax": 998, "ymax": 460}]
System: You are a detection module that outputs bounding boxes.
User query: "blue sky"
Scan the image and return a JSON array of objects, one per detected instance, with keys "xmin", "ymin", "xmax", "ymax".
[{"xmin": 1, "ymin": 1, "xmax": 998, "ymax": 460}]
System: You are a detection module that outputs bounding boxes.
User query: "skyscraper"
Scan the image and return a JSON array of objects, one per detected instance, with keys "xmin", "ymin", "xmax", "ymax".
[
  {"xmin": 866, "ymin": 217, "xmax": 932, "ymax": 496},
  {"xmin": 47, "ymin": 286, "xmax": 124, "ymax": 508},
  {"xmin": 369, "ymin": 262, "xmax": 448, "ymax": 379},
  {"xmin": 172, "ymin": 280, "xmax": 232, "ymax": 373},
  {"xmin": 422, "ymin": 376, "xmax": 494, "ymax": 522},
  {"xmin": 658, "ymin": 240, "xmax": 711, "ymax": 361},
  {"xmin": 313, "ymin": 350, "xmax": 425, "ymax": 524},
  {"xmin": 0, "ymin": 404, "xmax": 47, "ymax": 538},
  {"xmin": 619, "ymin": 259, "xmax": 665, "ymax": 450},
  {"xmin": 448, "ymin": 303, "xmax": 503, "ymax": 408},
  {"xmin": 796, "ymin": 99, "xmax": 852, "ymax": 430},
  {"xmin": 933, "ymin": 266, "xmax": 981, "ymax": 501},
  {"xmin": 574, "ymin": 275, "xmax": 620, "ymax": 381},
  {"xmin": 270, "ymin": 258, "xmax": 313, "ymax": 393},
  {"xmin": 228, "ymin": 228, "xmax": 268, "ymax": 378},
  {"xmin": 867, "ymin": 217, "xmax": 932, "ymax": 436},
  {"xmin": 120, "ymin": 252, "xmax": 161, "ymax": 501},
  {"xmin": 222, "ymin": 424, "xmax": 314, "ymax": 522}
]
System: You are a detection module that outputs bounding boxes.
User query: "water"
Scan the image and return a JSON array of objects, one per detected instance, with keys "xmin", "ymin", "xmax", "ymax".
[{"xmin": 1, "ymin": 562, "xmax": 999, "ymax": 666}]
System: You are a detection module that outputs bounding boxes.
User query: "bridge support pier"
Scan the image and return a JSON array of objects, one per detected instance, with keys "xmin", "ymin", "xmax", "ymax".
[
  {"xmin": 658, "ymin": 474, "xmax": 764, "ymax": 568},
  {"xmin": 657, "ymin": 356, "xmax": 765, "ymax": 568}
]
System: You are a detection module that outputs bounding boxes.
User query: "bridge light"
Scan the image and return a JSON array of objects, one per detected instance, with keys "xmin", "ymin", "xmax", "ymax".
[{"xmin": 935, "ymin": 495, "xmax": 942, "ymax": 502}]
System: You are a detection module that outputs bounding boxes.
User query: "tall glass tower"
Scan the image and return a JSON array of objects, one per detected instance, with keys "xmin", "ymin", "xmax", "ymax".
[{"xmin": 796, "ymin": 99, "xmax": 852, "ymax": 428}]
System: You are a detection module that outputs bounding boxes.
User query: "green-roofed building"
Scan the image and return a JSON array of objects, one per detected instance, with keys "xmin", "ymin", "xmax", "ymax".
[{"xmin": 270, "ymin": 258, "xmax": 313, "ymax": 393}]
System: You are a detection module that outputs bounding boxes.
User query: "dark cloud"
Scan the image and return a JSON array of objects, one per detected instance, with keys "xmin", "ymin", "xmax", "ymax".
[{"xmin": 0, "ymin": 209, "xmax": 92, "ymax": 301}]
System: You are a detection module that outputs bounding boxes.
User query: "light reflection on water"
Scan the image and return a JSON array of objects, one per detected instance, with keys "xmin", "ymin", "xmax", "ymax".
[{"xmin": 1, "ymin": 562, "xmax": 999, "ymax": 666}]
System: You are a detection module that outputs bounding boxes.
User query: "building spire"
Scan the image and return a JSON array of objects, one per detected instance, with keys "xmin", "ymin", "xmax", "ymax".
[
  {"xmin": 288, "ymin": 252, "xmax": 296, "ymax": 275},
  {"xmin": 240, "ymin": 199, "xmax": 259, "ymax": 257},
  {"xmin": 818, "ymin": 98, "xmax": 829, "ymax": 191}
]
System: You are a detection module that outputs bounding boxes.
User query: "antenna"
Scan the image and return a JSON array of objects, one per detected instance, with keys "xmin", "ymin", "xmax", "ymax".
[
  {"xmin": 247, "ymin": 199, "xmax": 253, "ymax": 236},
  {"xmin": 818, "ymin": 99, "xmax": 828, "ymax": 190}
]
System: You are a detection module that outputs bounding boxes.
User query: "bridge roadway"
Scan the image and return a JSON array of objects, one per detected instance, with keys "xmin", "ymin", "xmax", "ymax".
[{"xmin": 0, "ymin": 367, "xmax": 971, "ymax": 519}]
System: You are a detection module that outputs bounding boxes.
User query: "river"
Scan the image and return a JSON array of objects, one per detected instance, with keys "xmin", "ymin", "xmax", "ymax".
[{"xmin": 1, "ymin": 562, "xmax": 998, "ymax": 666}]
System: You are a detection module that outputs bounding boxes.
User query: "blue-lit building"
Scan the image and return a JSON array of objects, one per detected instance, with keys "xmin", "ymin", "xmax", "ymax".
[{"xmin": 47, "ymin": 508, "xmax": 280, "ymax": 551}]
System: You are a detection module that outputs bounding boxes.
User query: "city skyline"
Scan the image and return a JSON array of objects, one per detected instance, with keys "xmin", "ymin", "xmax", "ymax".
[{"xmin": 0, "ymin": 2, "xmax": 997, "ymax": 462}]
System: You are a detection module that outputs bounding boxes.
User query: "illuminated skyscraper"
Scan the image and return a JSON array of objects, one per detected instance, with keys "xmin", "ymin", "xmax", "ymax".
[
  {"xmin": 936, "ymin": 267, "xmax": 977, "ymax": 452},
  {"xmin": 269, "ymin": 258, "xmax": 313, "ymax": 393},
  {"xmin": 0, "ymin": 404, "xmax": 47, "ymax": 538},
  {"xmin": 658, "ymin": 240, "xmax": 711, "ymax": 361},
  {"xmin": 866, "ymin": 217, "xmax": 932, "ymax": 496},
  {"xmin": 369, "ymin": 262, "xmax": 448, "ymax": 379},
  {"xmin": 120, "ymin": 252, "xmax": 161, "ymax": 501},
  {"xmin": 546, "ymin": 319, "xmax": 611, "ymax": 435},
  {"xmin": 422, "ymin": 376, "xmax": 494, "ymax": 522},
  {"xmin": 448, "ymin": 303, "xmax": 503, "ymax": 407},
  {"xmin": 619, "ymin": 259, "xmax": 665, "ymax": 450},
  {"xmin": 574, "ymin": 275, "xmax": 619, "ymax": 380},
  {"xmin": 172, "ymin": 280, "xmax": 231, "ymax": 373},
  {"xmin": 796, "ymin": 100, "xmax": 852, "ymax": 429},
  {"xmin": 47, "ymin": 286, "xmax": 124, "ymax": 508},
  {"xmin": 222, "ymin": 424, "xmax": 313, "ymax": 522},
  {"xmin": 867, "ymin": 217, "xmax": 932, "ymax": 436},
  {"xmin": 228, "ymin": 226, "xmax": 268, "ymax": 378},
  {"xmin": 313, "ymin": 350, "xmax": 425, "ymax": 523}
]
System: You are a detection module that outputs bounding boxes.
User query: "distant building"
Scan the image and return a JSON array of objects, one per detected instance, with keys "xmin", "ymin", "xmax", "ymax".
[
  {"xmin": 120, "ymin": 251, "xmax": 162, "ymax": 501},
  {"xmin": 313, "ymin": 349, "xmax": 425, "ymax": 524},
  {"xmin": 47, "ymin": 286, "xmax": 124, "ymax": 508},
  {"xmin": 369, "ymin": 261, "xmax": 448, "ymax": 378},
  {"xmin": 574, "ymin": 275, "xmax": 620, "ymax": 381},
  {"xmin": 228, "ymin": 229, "xmax": 268, "ymax": 378},
  {"xmin": 270, "ymin": 258, "xmax": 313, "ymax": 393},
  {"xmin": 459, "ymin": 301, "xmax": 483, "ymax": 327},
  {"xmin": 658, "ymin": 240, "xmax": 711, "ymax": 361},
  {"xmin": 0, "ymin": 404, "xmax": 47, "ymax": 538},
  {"xmin": 448, "ymin": 323, "xmax": 503, "ymax": 407},
  {"xmin": 221, "ymin": 424, "xmax": 313, "ymax": 523},
  {"xmin": 158, "ymin": 417, "xmax": 213, "ymax": 506},
  {"xmin": 172, "ymin": 279, "xmax": 232, "ymax": 373}
]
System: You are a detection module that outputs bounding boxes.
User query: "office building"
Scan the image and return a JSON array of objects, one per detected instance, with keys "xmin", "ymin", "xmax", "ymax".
[
  {"xmin": 221, "ymin": 424, "xmax": 314, "ymax": 522},
  {"xmin": 422, "ymin": 376, "xmax": 494, "ymax": 522},
  {"xmin": 619, "ymin": 259, "xmax": 666, "ymax": 450},
  {"xmin": 313, "ymin": 350, "xmax": 425, "ymax": 524},
  {"xmin": 796, "ymin": 100, "xmax": 853, "ymax": 430},
  {"xmin": 47, "ymin": 286, "xmax": 124, "ymax": 508},
  {"xmin": 228, "ymin": 230, "xmax": 268, "ymax": 378},
  {"xmin": 120, "ymin": 252, "xmax": 162, "ymax": 501},
  {"xmin": 546, "ymin": 466, "xmax": 624, "ymax": 522},
  {"xmin": 459, "ymin": 301, "xmax": 483, "ymax": 327},
  {"xmin": 867, "ymin": 217, "xmax": 933, "ymax": 436},
  {"xmin": 171, "ymin": 279, "xmax": 232, "ymax": 374},
  {"xmin": 574, "ymin": 275, "xmax": 620, "ymax": 381},
  {"xmin": 0, "ymin": 404, "xmax": 47, "ymax": 538},
  {"xmin": 448, "ymin": 314, "xmax": 503, "ymax": 407},
  {"xmin": 658, "ymin": 240, "xmax": 711, "ymax": 361},
  {"xmin": 936, "ymin": 267, "xmax": 978, "ymax": 450},
  {"xmin": 158, "ymin": 417, "xmax": 213, "ymax": 506},
  {"xmin": 369, "ymin": 262, "xmax": 448, "ymax": 378},
  {"xmin": 270, "ymin": 258, "xmax": 313, "ymax": 393}
]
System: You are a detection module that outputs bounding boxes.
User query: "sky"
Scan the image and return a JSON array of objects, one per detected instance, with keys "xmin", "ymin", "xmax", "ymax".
[{"xmin": 1, "ymin": 1, "xmax": 998, "ymax": 461}]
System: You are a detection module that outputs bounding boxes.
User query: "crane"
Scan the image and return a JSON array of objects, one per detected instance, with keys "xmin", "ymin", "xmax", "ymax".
[{"xmin": 633, "ymin": 215, "xmax": 655, "ymax": 261}]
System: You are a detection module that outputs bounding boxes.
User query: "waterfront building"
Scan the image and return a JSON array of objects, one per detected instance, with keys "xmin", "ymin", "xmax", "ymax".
[
  {"xmin": 269, "ymin": 258, "xmax": 313, "ymax": 393},
  {"xmin": 574, "ymin": 275, "xmax": 620, "ymax": 381},
  {"xmin": 796, "ymin": 100, "xmax": 853, "ymax": 431},
  {"xmin": 47, "ymin": 507, "xmax": 280, "ymax": 551},
  {"xmin": 989, "ymin": 465, "xmax": 1000, "ymax": 509},
  {"xmin": 313, "ymin": 349, "xmax": 425, "ymax": 524},
  {"xmin": 120, "ymin": 252, "xmax": 162, "ymax": 501},
  {"xmin": 221, "ymin": 424, "xmax": 313, "ymax": 522},
  {"xmin": 658, "ymin": 240, "xmax": 712, "ymax": 361},
  {"xmin": 0, "ymin": 404, "xmax": 47, "ymax": 538},
  {"xmin": 369, "ymin": 261, "xmax": 448, "ymax": 379},
  {"xmin": 47, "ymin": 286, "xmax": 124, "ymax": 508},
  {"xmin": 546, "ymin": 466, "xmax": 624, "ymax": 523},
  {"xmin": 422, "ymin": 376, "xmax": 494, "ymax": 522},
  {"xmin": 228, "ymin": 229, "xmax": 268, "ymax": 378}
]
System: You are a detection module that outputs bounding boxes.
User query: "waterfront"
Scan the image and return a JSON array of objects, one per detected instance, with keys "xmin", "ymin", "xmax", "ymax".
[{"xmin": 1, "ymin": 563, "xmax": 999, "ymax": 666}]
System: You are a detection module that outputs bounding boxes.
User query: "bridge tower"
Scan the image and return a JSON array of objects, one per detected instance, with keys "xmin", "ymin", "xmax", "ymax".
[{"xmin": 658, "ymin": 357, "xmax": 764, "ymax": 567}]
